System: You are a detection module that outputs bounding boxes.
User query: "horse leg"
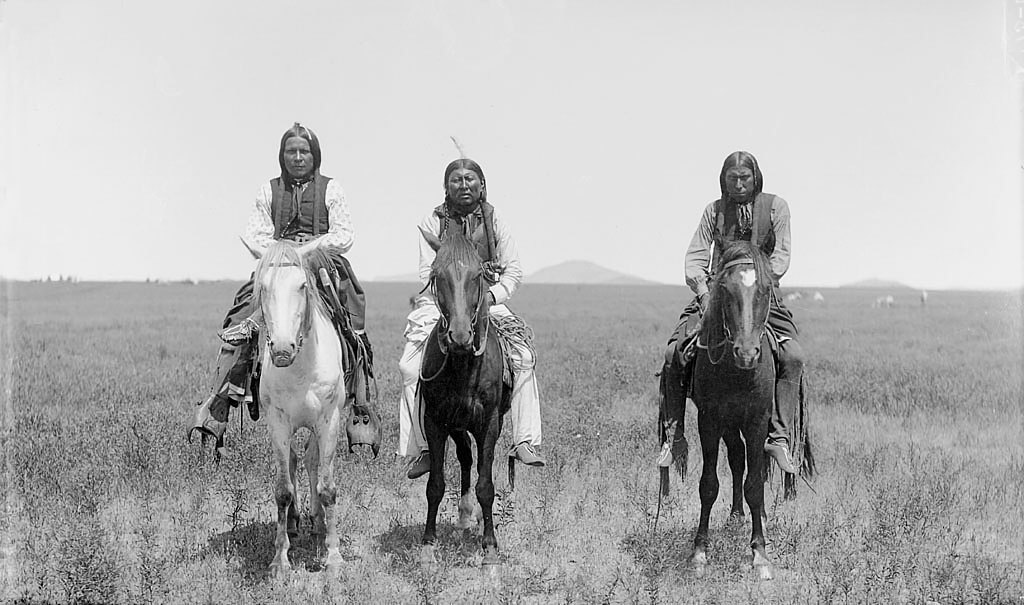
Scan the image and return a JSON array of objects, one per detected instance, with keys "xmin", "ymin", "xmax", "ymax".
[
  {"xmin": 422, "ymin": 413, "xmax": 447, "ymax": 547},
  {"xmin": 287, "ymin": 446, "xmax": 300, "ymax": 537},
  {"xmin": 722, "ymin": 427, "xmax": 745, "ymax": 523},
  {"xmin": 314, "ymin": 410, "xmax": 343, "ymax": 573},
  {"xmin": 744, "ymin": 428, "xmax": 773, "ymax": 581},
  {"xmin": 304, "ymin": 437, "xmax": 323, "ymax": 537},
  {"xmin": 452, "ymin": 430, "xmax": 477, "ymax": 530},
  {"xmin": 476, "ymin": 413, "xmax": 503, "ymax": 569},
  {"xmin": 268, "ymin": 421, "xmax": 295, "ymax": 577},
  {"xmin": 692, "ymin": 414, "xmax": 721, "ymax": 577}
]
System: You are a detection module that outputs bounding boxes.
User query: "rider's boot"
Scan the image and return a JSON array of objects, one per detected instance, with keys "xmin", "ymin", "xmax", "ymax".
[{"xmin": 766, "ymin": 339, "xmax": 803, "ymax": 474}]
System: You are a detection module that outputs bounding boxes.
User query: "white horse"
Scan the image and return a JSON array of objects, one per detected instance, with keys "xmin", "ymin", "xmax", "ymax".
[{"xmin": 250, "ymin": 240, "xmax": 348, "ymax": 576}]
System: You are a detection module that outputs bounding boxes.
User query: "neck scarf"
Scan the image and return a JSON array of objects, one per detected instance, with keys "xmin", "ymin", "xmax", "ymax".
[
  {"xmin": 735, "ymin": 199, "xmax": 753, "ymax": 235},
  {"xmin": 287, "ymin": 174, "xmax": 315, "ymax": 220}
]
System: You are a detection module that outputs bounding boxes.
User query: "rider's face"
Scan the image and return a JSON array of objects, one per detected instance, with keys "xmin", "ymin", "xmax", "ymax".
[
  {"xmin": 724, "ymin": 166, "xmax": 754, "ymax": 201},
  {"xmin": 446, "ymin": 168, "xmax": 484, "ymax": 209},
  {"xmin": 283, "ymin": 137, "xmax": 314, "ymax": 180}
]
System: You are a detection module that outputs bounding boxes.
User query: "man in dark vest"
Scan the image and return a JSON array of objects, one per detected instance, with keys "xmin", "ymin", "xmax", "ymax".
[
  {"xmin": 660, "ymin": 151, "xmax": 802, "ymax": 474},
  {"xmin": 396, "ymin": 158, "xmax": 545, "ymax": 479},
  {"xmin": 188, "ymin": 123, "xmax": 372, "ymax": 453}
]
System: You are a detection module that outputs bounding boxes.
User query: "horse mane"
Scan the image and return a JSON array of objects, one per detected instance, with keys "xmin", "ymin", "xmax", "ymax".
[
  {"xmin": 715, "ymin": 240, "xmax": 773, "ymax": 290},
  {"xmin": 252, "ymin": 241, "xmax": 322, "ymax": 315},
  {"xmin": 431, "ymin": 221, "xmax": 482, "ymax": 279}
]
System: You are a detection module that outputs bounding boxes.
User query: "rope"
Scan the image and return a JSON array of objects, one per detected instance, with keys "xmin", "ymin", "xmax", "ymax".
[{"xmin": 490, "ymin": 313, "xmax": 536, "ymax": 370}]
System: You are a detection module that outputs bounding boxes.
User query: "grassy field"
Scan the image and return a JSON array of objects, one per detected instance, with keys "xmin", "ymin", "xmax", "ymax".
[{"xmin": 1, "ymin": 280, "xmax": 1021, "ymax": 604}]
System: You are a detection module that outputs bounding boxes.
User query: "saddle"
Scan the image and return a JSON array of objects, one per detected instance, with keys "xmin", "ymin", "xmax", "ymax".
[
  {"xmin": 244, "ymin": 250, "xmax": 382, "ymax": 455},
  {"xmin": 490, "ymin": 313, "xmax": 535, "ymax": 392}
]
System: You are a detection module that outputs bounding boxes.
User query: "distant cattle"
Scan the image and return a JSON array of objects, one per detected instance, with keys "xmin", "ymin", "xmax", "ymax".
[
  {"xmin": 812, "ymin": 291, "xmax": 825, "ymax": 302},
  {"xmin": 872, "ymin": 295, "xmax": 895, "ymax": 308},
  {"xmin": 784, "ymin": 292, "xmax": 803, "ymax": 302},
  {"xmin": 920, "ymin": 290, "xmax": 928, "ymax": 307}
]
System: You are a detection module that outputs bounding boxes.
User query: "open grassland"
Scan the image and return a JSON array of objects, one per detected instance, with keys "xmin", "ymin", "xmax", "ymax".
[{"xmin": 1, "ymin": 281, "xmax": 1021, "ymax": 604}]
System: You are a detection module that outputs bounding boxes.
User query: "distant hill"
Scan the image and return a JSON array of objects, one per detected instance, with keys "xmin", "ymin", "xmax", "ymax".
[
  {"xmin": 841, "ymin": 278, "xmax": 914, "ymax": 289},
  {"xmin": 528, "ymin": 260, "xmax": 660, "ymax": 285}
]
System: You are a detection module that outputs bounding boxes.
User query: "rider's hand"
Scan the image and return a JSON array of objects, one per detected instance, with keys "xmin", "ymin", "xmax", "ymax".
[{"xmin": 697, "ymin": 292, "xmax": 709, "ymax": 315}]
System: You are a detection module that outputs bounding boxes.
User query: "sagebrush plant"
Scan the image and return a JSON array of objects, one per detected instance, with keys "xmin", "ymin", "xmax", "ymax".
[{"xmin": 3, "ymin": 281, "xmax": 1021, "ymax": 604}]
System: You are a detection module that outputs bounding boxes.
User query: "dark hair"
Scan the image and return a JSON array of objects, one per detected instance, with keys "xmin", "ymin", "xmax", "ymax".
[
  {"xmin": 719, "ymin": 151, "xmax": 763, "ymax": 200},
  {"xmin": 278, "ymin": 122, "xmax": 322, "ymax": 181},
  {"xmin": 443, "ymin": 158, "xmax": 487, "ymax": 204}
]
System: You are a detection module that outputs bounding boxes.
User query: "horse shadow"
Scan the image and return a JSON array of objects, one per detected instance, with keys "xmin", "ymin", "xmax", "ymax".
[
  {"xmin": 622, "ymin": 507, "xmax": 757, "ymax": 581},
  {"xmin": 202, "ymin": 519, "xmax": 345, "ymax": 582},
  {"xmin": 377, "ymin": 518, "xmax": 489, "ymax": 569}
]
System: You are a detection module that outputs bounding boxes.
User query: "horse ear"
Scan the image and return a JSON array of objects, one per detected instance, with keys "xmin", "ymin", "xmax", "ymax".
[
  {"xmin": 419, "ymin": 226, "xmax": 441, "ymax": 252},
  {"xmin": 240, "ymin": 236, "xmax": 262, "ymax": 259}
]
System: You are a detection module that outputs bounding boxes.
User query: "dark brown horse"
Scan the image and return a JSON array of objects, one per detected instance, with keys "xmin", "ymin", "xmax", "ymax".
[
  {"xmin": 690, "ymin": 240, "xmax": 778, "ymax": 580},
  {"xmin": 417, "ymin": 222, "xmax": 510, "ymax": 572}
]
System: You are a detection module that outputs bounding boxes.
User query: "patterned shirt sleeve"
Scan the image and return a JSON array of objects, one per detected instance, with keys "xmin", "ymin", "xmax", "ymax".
[
  {"xmin": 242, "ymin": 183, "xmax": 275, "ymax": 257},
  {"xmin": 488, "ymin": 207, "xmax": 522, "ymax": 305},
  {"xmin": 684, "ymin": 202, "xmax": 717, "ymax": 297},
  {"xmin": 319, "ymin": 179, "xmax": 354, "ymax": 253},
  {"xmin": 769, "ymin": 196, "xmax": 792, "ymax": 284}
]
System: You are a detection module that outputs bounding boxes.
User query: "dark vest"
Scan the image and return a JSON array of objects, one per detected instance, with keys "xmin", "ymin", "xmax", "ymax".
[
  {"xmin": 713, "ymin": 192, "xmax": 775, "ymax": 261},
  {"xmin": 433, "ymin": 200, "xmax": 498, "ymax": 264},
  {"xmin": 271, "ymin": 174, "xmax": 332, "ymax": 240}
]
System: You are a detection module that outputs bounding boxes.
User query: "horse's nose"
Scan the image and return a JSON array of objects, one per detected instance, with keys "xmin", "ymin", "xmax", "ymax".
[
  {"xmin": 733, "ymin": 344, "xmax": 760, "ymax": 367},
  {"xmin": 269, "ymin": 339, "xmax": 298, "ymax": 366}
]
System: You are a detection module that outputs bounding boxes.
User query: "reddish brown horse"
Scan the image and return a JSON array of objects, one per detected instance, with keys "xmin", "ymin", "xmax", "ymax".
[
  {"xmin": 417, "ymin": 222, "xmax": 510, "ymax": 573},
  {"xmin": 690, "ymin": 240, "xmax": 778, "ymax": 580}
]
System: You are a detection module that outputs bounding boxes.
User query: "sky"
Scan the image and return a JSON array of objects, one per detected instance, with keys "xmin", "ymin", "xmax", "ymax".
[{"xmin": 1, "ymin": 0, "xmax": 1021, "ymax": 290}]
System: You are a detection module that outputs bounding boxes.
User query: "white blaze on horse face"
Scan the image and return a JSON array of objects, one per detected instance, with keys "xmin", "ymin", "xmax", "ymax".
[{"xmin": 739, "ymin": 269, "xmax": 756, "ymax": 288}]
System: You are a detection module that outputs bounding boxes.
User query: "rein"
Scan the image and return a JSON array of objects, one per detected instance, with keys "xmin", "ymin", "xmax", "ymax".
[
  {"xmin": 702, "ymin": 257, "xmax": 771, "ymax": 366},
  {"xmin": 427, "ymin": 271, "xmax": 490, "ymax": 358}
]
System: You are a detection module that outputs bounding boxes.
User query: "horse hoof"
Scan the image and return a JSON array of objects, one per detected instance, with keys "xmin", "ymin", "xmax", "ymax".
[
  {"xmin": 755, "ymin": 564, "xmax": 773, "ymax": 581},
  {"xmin": 481, "ymin": 560, "xmax": 502, "ymax": 581},
  {"xmin": 269, "ymin": 561, "xmax": 292, "ymax": 578},
  {"xmin": 325, "ymin": 553, "xmax": 345, "ymax": 575},
  {"xmin": 418, "ymin": 545, "xmax": 437, "ymax": 565},
  {"xmin": 727, "ymin": 512, "xmax": 744, "ymax": 526},
  {"xmin": 691, "ymin": 551, "xmax": 708, "ymax": 577}
]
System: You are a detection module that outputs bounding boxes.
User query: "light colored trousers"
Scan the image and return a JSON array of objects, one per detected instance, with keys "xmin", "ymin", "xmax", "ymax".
[{"xmin": 397, "ymin": 300, "xmax": 543, "ymax": 456}]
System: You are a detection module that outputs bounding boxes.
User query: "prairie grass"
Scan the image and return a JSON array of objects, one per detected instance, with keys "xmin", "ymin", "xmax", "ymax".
[{"xmin": 1, "ymin": 281, "xmax": 1021, "ymax": 604}]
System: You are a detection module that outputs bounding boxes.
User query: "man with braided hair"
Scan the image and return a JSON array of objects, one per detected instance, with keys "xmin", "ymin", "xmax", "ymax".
[
  {"xmin": 397, "ymin": 158, "xmax": 545, "ymax": 479},
  {"xmin": 188, "ymin": 123, "xmax": 373, "ymax": 452},
  {"xmin": 660, "ymin": 151, "xmax": 802, "ymax": 474}
]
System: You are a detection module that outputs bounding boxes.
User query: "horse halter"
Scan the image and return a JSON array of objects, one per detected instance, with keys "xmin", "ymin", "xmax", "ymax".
[
  {"xmin": 428, "ymin": 269, "xmax": 489, "ymax": 358},
  {"xmin": 260, "ymin": 261, "xmax": 311, "ymax": 356},
  {"xmin": 706, "ymin": 257, "xmax": 771, "ymax": 365}
]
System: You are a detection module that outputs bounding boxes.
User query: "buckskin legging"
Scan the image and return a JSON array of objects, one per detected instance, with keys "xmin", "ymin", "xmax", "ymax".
[{"xmin": 397, "ymin": 298, "xmax": 542, "ymax": 457}]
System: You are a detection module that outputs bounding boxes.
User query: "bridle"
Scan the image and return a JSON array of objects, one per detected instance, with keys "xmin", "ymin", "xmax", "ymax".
[
  {"xmin": 259, "ymin": 262, "xmax": 312, "ymax": 357},
  {"xmin": 427, "ymin": 268, "xmax": 490, "ymax": 358},
  {"xmin": 704, "ymin": 256, "xmax": 771, "ymax": 366}
]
